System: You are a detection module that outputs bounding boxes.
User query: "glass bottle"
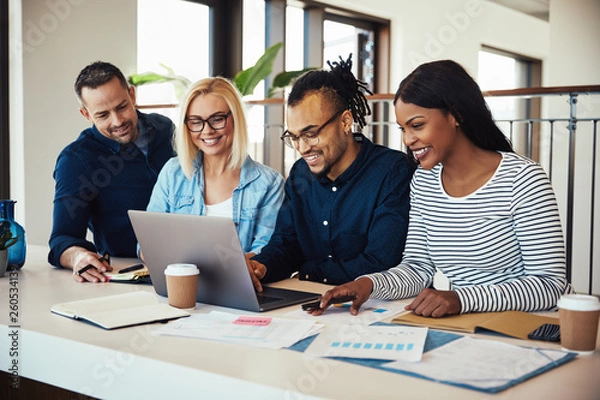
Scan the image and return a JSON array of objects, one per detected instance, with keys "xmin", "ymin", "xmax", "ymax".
[{"xmin": 0, "ymin": 199, "xmax": 27, "ymax": 270}]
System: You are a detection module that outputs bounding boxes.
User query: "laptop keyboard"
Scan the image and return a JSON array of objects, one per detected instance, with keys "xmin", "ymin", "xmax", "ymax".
[{"xmin": 256, "ymin": 293, "xmax": 281, "ymax": 304}]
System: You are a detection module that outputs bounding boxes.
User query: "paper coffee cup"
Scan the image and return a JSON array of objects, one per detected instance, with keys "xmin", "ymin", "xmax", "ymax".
[
  {"xmin": 557, "ymin": 294, "xmax": 600, "ymax": 355},
  {"xmin": 164, "ymin": 263, "xmax": 199, "ymax": 309}
]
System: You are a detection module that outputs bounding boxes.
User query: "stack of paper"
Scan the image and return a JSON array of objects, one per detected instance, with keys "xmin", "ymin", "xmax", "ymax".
[
  {"xmin": 382, "ymin": 336, "xmax": 574, "ymax": 392},
  {"xmin": 154, "ymin": 311, "xmax": 321, "ymax": 350}
]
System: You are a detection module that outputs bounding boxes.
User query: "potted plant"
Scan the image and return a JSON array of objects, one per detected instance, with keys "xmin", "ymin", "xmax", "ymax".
[{"xmin": 0, "ymin": 220, "xmax": 20, "ymax": 277}]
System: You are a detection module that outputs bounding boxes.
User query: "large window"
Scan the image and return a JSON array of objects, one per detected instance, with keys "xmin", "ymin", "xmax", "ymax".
[
  {"xmin": 324, "ymin": 20, "xmax": 375, "ymax": 93},
  {"xmin": 478, "ymin": 47, "xmax": 542, "ymax": 159},
  {"xmin": 135, "ymin": 0, "xmax": 389, "ymax": 174},
  {"xmin": 137, "ymin": 0, "xmax": 210, "ymax": 122}
]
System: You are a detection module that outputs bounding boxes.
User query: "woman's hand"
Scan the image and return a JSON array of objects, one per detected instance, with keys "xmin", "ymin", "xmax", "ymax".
[{"xmin": 405, "ymin": 288, "xmax": 461, "ymax": 317}]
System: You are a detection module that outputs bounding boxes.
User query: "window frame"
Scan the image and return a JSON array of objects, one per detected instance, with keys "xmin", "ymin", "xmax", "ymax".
[{"xmin": 1, "ymin": 0, "xmax": 9, "ymax": 198}]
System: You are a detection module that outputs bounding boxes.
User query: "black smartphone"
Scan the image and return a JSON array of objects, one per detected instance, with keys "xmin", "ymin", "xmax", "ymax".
[
  {"xmin": 527, "ymin": 323, "xmax": 561, "ymax": 342},
  {"xmin": 301, "ymin": 295, "xmax": 357, "ymax": 311}
]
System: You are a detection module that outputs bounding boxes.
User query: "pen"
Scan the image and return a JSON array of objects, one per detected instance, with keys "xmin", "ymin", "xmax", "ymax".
[
  {"xmin": 118, "ymin": 263, "xmax": 144, "ymax": 274},
  {"xmin": 77, "ymin": 254, "xmax": 110, "ymax": 275},
  {"xmin": 101, "ymin": 253, "xmax": 111, "ymax": 265},
  {"xmin": 77, "ymin": 265, "xmax": 97, "ymax": 275}
]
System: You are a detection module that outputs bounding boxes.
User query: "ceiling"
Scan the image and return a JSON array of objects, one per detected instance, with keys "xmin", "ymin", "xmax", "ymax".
[{"xmin": 487, "ymin": 0, "xmax": 550, "ymax": 21}]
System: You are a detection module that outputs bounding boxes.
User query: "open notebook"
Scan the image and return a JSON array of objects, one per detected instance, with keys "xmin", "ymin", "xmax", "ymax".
[{"xmin": 51, "ymin": 292, "xmax": 190, "ymax": 330}]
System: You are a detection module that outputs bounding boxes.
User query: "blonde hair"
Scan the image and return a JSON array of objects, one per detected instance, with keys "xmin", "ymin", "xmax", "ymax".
[{"xmin": 176, "ymin": 77, "xmax": 249, "ymax": 178}]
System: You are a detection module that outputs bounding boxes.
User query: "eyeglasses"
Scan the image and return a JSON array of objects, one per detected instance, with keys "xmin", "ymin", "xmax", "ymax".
[
  {"xmin": 185, "ymin": 111, "xmax": 231, "ymax": 133},
  {"xmin": 280, "ymin": 109, "xmax": 345, "ymax": 149}
]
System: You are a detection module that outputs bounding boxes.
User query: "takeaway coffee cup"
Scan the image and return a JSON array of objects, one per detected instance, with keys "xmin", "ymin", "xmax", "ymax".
[
  {"xmin": 557, "ymin": 294, "xmax": 600, "ymax": 355},
  {"xmin": 164, "ymin": 263, "xmax": 199, "ymax": 309}
]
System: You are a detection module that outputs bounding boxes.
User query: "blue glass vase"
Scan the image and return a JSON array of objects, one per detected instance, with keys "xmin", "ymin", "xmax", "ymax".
[{"xmin": 0, "ymin": 199, "xmax": 26, "ymax": 270}]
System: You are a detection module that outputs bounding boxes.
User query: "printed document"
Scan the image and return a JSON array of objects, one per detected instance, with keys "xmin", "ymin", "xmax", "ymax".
[
  {"xmin": 304, "ymin": 324, "xmax": 428, "ymax": 362},
  {"xmin": 286, "ymin": 298, "xmax": 411, "ymax": 325},
  {"xmin": 383, "ymin": 336, "xmax": 571, "ymax": 390},
  {"xmin": 154, "ymin": 311, "xmax": 319, "ymax": 350}
]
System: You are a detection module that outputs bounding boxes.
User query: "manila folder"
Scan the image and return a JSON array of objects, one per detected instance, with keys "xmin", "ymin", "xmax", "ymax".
[{"xmin": 392, "ymin": 310, "xmax": 559, "ymax": 340}]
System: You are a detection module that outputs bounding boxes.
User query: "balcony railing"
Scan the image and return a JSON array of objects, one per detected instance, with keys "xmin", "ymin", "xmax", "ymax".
[{"xmin": 138, "ymin": 85, "xmax": 600, "ymax": 295}]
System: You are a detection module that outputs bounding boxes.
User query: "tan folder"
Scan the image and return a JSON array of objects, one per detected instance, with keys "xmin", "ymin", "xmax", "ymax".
[{"xmin": 392, "ymin": 310, "xmax": 559, "ymax": 340}]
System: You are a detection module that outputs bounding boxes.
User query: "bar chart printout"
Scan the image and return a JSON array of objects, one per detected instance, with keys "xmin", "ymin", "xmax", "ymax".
[{"xmin": 304, "ymin": 324, "xmax": 428, "ymax": 362}]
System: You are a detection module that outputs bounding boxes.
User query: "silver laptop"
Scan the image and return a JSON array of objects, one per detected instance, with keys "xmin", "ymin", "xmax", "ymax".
[{"xmin": 128, "ymin": 210, "xmax": 320, "ymax": 312}]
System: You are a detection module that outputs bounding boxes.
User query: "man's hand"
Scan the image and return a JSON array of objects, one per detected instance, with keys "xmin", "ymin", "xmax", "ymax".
[
  {"xmin": 405, "ymin": 288, "xmax": 461, "ymax": 317},
  {"xmin": 245, "ymin": 254, "xmax": 266, "ymax": 292},
  {"xmin": 60, "ymin": 246, "xmax": 113, "ymax": 283},
  {"xmin": 308, "ymin": 277, "xmax": 374, "ymax": 316}
]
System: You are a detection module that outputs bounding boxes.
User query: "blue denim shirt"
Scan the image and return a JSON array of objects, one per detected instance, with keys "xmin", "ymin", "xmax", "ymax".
[
  {"xmin": 48, "ymin": 112, "xmax": 175, "ymax": 267},
  {"xmin": 146, "ymin": 154, "xmax": 284, "ymax": 254},
  {"xmin": 253, "ymin": 134, "xmax": 416, "ymax": 285}
]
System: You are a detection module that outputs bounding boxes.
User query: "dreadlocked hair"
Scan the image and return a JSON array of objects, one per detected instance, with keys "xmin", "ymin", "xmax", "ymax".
[{"xmin": 287, "ymin": 54, "xmax": 373, "ymax": 129}]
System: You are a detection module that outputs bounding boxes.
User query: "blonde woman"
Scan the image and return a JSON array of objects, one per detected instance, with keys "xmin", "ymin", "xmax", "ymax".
[{"xmin": 147, "ymin": 77, "xmax": 284, "ymax": 257}]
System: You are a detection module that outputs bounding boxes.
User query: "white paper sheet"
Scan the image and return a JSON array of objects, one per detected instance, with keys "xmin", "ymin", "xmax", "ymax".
[
  {"xmin": 285, "ymin": 298, "xmax": 411, "ymax": 325},
  {"xmin": 153, "ymin": 311, "xmax": 318, "ymax": 350},
  {"xmin": 304, "ymin": 324, "xmax": 428, "ymax": 362},
  {"xmin": 383, "ymin": 336, "xmax": 570, "ymax": 390}
]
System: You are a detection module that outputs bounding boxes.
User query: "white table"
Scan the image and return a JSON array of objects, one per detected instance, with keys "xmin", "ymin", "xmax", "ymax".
[{"xmin": 1, "ymin": 245, "xmax": 599, "ymax": 399}]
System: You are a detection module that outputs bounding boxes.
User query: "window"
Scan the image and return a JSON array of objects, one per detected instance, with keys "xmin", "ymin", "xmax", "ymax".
[
  {"xmin": 135, "ymin": 0, "xmax": 389, "ymax": 175},
  {"xmin": 478, "ymin": 47, "xmax": 542, "ymax": 159},
  {"xmin": 136, "ymin": 0, "xmax": 210, "ymax": 122},
  {"xmin": 324, "ymin": 20, "xmax": 375, "ymax": 93}
]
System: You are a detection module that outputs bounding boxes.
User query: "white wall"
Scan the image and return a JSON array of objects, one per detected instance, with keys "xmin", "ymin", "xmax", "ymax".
[
  {"xmin": 545, "ymin": 0, "xmax": 600, "ymax": 294},
  {"xmin": 10, "ymin": 0, "xmax": 137, "ymax": 246},
  {"xmin": 319, "ymin": 0, "xmax": 549, "ymax": 90}
]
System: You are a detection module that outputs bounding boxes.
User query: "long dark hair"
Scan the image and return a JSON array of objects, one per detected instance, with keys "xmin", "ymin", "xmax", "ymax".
[
  {"xmin": 394, "ymin": 60, "xmax": 513, "ymax": 156},
  {"xmin": 288, "ymin": 54, "xmax": 372, "ymax": 129}
]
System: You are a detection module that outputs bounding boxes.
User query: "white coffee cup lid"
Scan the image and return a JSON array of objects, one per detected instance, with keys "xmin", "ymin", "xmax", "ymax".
[
  {"xmin": 164, "ymin": 263, "xmax": 199, "ymax": 276},
  {"xmin": 557, "ymin": 294, "xmax": 600, "ymax": 311}
]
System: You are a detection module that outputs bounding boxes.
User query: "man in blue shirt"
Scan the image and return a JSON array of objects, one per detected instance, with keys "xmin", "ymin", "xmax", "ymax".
[
  {"xmin": 248, "ymin": 56, "xmax": 415, "ymax": 290},
  {"xmin": 48, "ymin": 61, "xmax": 175, "ymax": 282}
]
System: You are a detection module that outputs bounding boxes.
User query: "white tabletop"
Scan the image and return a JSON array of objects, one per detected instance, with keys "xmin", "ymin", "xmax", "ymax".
[{"xmin": 1, "ymin": 245, "xmax": 599, "ymax": 399}]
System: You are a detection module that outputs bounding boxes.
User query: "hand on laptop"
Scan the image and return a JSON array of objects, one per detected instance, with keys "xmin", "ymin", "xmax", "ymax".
[{"xmin": 245, "ymin": 254, "xmax": 266, "ymax": 292}]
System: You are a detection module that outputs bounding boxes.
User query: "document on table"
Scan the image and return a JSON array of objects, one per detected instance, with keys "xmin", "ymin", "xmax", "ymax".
[
  {"xmin": 286, "ymin": 298, "xmax": 411, "ymax": 325},
  {"xmin": 383, "ymin": 336, "xmax": 573, "ymax": 391},
  {"xmin": 153, "ymin": 311, "xmax": 321, "ymax": 350},
  {"xmin": 304, "ymin": 324, "xmax": 428, "ymax": 362}
]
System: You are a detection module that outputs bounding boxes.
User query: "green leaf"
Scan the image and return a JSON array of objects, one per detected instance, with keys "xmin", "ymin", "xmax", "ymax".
[
  {"xmin": 234, "ymin": 42, "xmax": 283, "ymax": 96},
  {"xmin": 268, "ymin": 68, "xmax": 317, "ymax": 97},
  {"xmin": 128, "ymin": 72, "xmax": 174, "ymax": 86},
  {"xmin": 128, "ymin": 65, "xmax": 192, "ymax": 101}
]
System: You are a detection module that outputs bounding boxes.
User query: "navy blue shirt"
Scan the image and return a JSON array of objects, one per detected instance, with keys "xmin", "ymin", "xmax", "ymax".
[
  {"xmin": 254, "ymin": 134, "xmax": 415, "ymax": 285},
  {"xmin": 48, "ymin": 111, "xmax": 175, "ymax": 267}
]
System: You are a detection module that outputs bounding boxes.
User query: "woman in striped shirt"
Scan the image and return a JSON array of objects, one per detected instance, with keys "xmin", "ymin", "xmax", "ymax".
[{"xmin": 311, "ymin": 60, "xmax": 572, "ymax": 318}]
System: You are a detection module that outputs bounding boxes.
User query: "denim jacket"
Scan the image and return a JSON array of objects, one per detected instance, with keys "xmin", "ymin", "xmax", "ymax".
[{"xmin": 147, "ymin": 154, "xmax": 284, "ymax": 254}]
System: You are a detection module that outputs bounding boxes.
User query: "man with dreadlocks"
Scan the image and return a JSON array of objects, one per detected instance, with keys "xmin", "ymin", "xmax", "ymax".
[{"xmin": 247, "ymin": 55, "xmax": 415, "ymax": 291}]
